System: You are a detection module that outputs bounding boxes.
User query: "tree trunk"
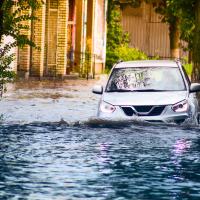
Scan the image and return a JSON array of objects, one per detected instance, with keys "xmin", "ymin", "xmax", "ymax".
[
  {"xmin": 192, "ymin": 0, "xmax": 200, "ymax": 82},
  {"xmin": 169, "ymin": 16, "xmax": 180, "ymax": 59},
  {"xmin": 0, "ymin": 1, "xmax": 4, "ymax": 42}
]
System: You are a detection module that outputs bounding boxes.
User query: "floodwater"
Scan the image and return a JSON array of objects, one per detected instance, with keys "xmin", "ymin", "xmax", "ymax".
[{"xmin": 0, "ymin": 78, "xmax": 200, "ymax": 200}]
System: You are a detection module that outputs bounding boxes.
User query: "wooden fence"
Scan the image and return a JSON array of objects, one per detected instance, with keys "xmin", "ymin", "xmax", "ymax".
[{"xmin": 121, "ymin": 3, "xmax": 187, "ymax": 58}]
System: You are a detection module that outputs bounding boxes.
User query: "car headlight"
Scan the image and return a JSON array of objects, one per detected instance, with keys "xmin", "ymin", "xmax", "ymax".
[
  {"xmin": 172, "ymin": 100, "xmax": 189, "ymax": 112},
  {"xmin": 100, "ymin": 101, "xmax": 116, "ymax": 113}
]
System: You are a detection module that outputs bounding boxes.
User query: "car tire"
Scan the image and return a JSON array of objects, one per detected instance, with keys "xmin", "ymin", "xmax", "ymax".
[
  {"xmin": 198, "ymin": 113, "xmax": 200, "ymax": 124},
  {"xmin": 175, "ymin": 119, "xmax": 186, "ymax": 125}
]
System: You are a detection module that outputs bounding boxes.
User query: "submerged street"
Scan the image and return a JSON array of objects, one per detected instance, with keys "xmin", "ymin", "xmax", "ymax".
[{"xmin": 0, "ymin": 78, "xmax": 200, "ymax": 200}]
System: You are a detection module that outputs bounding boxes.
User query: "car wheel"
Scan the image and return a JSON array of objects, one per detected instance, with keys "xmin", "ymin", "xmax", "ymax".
[
  {"xmin": 198, "ymin": 113, "xmax": 200, "ymax": 124},
  {"xmin": 175, "ymin": 119, "xmax": 186, "ymax": 125}
]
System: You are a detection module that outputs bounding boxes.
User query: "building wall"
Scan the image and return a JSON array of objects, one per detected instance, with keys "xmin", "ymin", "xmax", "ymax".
[
  {"xmin": 17, "ymin": 0, "xmax": 107, "ymax": 78},
  {"xmin": 17, "ymin": 8, "xmax": 32, "ymax": 77},
  {"xmin": 44, "ymin": 0, "xmax": 58, "ymax": 76},
  {"xmin": 30, "ymin": 0, "xmax": 46, "ymax": 77},
  {"xmin": 93, "ymin": 0, "xmax": 107, "ymax": 74}
]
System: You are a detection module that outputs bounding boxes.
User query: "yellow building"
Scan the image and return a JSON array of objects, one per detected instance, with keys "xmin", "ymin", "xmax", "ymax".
[{"xmin": 17, "ymin": 0, "xmax": 107, "ymax": 78}]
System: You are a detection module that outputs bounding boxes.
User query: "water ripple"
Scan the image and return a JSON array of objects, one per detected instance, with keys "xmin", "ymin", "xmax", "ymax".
[
  {"xmin": 0, "ymin": 80, "xmax": 200, "ymax": 199},
  {"xmin": 0, "ymin": 122, "xmax": 200, "ymax": 200}
]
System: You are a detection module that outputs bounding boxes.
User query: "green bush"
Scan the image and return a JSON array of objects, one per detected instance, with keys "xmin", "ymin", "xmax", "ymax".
[
  {"xmin": 183, "ymin": 63, "xmax": 193, "ymax": 76},
  {"xmin": 106, "ymin": 2, "xmax": 148, "ymax": 71},
  {"xmin": 182, "ymin": 56, "xmax": 193, "ymax": 76},
  {"xmin": 106, "ymin": 45, "xmax": 148, "ymax": 70}
]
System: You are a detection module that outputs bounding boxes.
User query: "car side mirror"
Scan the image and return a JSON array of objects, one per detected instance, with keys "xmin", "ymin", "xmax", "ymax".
[
  {"xmin": 92, "ymin": 85, "xmax": 103, "ymax": 94},
  {"xmin": 190, "ymin": 83, "xmax": 200, "ymax": 93}
]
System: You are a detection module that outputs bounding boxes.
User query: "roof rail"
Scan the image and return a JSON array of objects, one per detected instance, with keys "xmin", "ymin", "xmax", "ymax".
[
  {"xmin": 174, "ymin": 58, "xmax": 181, "ymax": 62},
  {"xmin": 111, "ymin": 60, "xmax": 123, "ymax": 69}
]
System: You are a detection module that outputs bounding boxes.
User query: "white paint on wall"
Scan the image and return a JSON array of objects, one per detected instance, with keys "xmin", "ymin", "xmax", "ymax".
[{"xmin": 94, "ymin": 0, "xmax": 107, "ymax": 64}]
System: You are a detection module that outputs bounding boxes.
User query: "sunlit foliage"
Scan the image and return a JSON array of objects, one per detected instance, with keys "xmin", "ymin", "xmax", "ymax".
[
  {"xmin": 106, "ymin": 0, "xmax": 147, "ymax": 70},
  {"xmin": 0, "ymin": 0, "xmax": 43, "ymax": 96}
]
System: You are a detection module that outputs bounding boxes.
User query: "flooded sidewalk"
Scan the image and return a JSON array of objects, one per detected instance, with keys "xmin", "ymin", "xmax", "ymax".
[{"xmin": 0, "ymin": 78, "xmax": 106, "ymax": 124}]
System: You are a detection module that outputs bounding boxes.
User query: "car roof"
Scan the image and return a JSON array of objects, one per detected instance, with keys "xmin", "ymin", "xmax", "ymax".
[{"xmin": 114, "ymin": 60, "xmax": 179, "ymax": 69}]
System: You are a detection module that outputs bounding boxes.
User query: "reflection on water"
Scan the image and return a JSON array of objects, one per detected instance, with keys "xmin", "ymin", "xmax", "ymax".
[
  {"xmin": 173, "ymin": 139, "xmax": 192, "ymax": 155},
  {"xmin": 0, "ymin": 79, "xmax": 200, "ymax": 199}
]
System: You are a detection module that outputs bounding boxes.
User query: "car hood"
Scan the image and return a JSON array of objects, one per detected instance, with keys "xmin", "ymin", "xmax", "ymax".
[{"xmin": 102, "ymin": 91, "xmax": 188, "ymax": 106}]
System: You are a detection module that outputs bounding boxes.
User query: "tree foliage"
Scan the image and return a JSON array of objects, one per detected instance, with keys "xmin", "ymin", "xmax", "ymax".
[
  {"xmin": 107, "ymin": 1, "xmax": 129, "ymax": 50},
  {"xmin": 106, "ymin": 0, "xmax": 147, "ymax": 69},
  {"xmin": 0, "ymin": 0, "xmax": 43, "ymax": 97},
  {"xmin": 191, "ymin": 0, "xmax": 200, "ymax": 81},
  {"xmin": 167, "ymin": 0, "xmax": 195, "ymax": 49},
  {"xmin": 106, "ymin": 0, "xmax": 129, "ymax": 69},
  {"xmin": 154, "ymin": 0, "xmax": 199, "ymax": 81},
  {"xmin": 0, "ymin": 43, "xmax": 15, "ymax": 97},
  {"xmin": 106, "ymin": 46, "xmax": 147, "ymax": 68},
  {"xmin": 0, "ymin": 0, "xmax": 43, "ymax": 46}
]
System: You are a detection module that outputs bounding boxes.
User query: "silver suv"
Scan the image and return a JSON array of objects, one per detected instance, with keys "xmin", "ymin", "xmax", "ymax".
[{"xmin": 93, "ymin": 60, "xmax": 200, "ymax": 124}]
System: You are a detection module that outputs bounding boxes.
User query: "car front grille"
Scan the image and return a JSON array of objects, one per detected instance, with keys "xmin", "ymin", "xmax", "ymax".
[{"xmin": 121, "ymin": 105, "xmax": 165, "ymax": 117}]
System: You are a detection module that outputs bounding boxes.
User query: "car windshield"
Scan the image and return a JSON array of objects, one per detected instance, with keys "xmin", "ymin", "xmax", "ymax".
[{"xmin": 106, "ymin": 67, "xmax": 186, "ymax": 92}]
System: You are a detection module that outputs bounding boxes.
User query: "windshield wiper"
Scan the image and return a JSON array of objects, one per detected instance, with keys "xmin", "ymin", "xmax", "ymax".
[
  {"xmin": 107, "ymin": 89, "xmax": 167, "ymax": 92},
  {"xmin": 132, "ymin": 89, "xmax": 166, "ymax": 92},
  {"xmin": 107, "ymin": 89, "xmax": 133, "ymax": 92}
]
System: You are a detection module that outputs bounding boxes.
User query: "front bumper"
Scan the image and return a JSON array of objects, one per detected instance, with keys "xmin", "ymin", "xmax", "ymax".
[{"xmin": 98, "ymin": 105, "xmax": 190, "ymax": 124}]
